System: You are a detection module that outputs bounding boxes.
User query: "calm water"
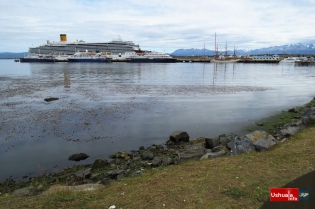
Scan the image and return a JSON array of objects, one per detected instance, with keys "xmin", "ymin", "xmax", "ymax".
[{"xmin": 0, "ymin": 60, "xmax": 314, "ymax": 181}]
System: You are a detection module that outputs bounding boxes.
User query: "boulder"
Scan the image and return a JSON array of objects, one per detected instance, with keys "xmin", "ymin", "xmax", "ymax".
[
  {"xmin": 100, "ymin": 178, "xmax": 111, "ymax": 185},
  {"xmin": 253, "ymin": 135, "xmax": 277, "ymax": 151},
  {"xmin": 211, "ymin": 145, "xmax": 228, "ymax": 153},
  {"xmin": 200, "ymin": 152, "xmax": 227, "ymax": 160},
  {"xmin": 116, "ymin": 173, "xmax": 126, "ymax": 181},
  {"xmin": 280, "ymin": 126, "xmax": 301, "ymax": 137},
  {"xmin": 74, "ymin": 168, "xmax": 91, "ymax": 180},
  {"xmin": 245, "ymin": 131, "xmax": 277, "ymax": 151},
  {"xmin": 205, "ymin": 137, "xmax": 219, "ymax": 149},
  {"xmin": 302, "ymin": 107, "xmax": 315, "ymax": 126},
  {"xmin": 169, "ymin": 131, "xmax": 189, "ymax": 143},
  {"xmin": 161, "ymin": 156, "xmax": 174, "ymax": 165},
  {"xmin": 68, "ymin": 153, "xmax": 89, "ymax": 161},
  {"xmin": 245, "ymin": 131, "xmax": 268, "ymax": 143},
  {"xmin": 218, "ymin": 134, "xmax": 228, "ymax": 145},
  {"xmin": 141, "ymin": 151, "xmax": 154, "ymax": 160},
  {"xmin": 178, "ymin": 143, "xmax": 205, "ymax": 162},
  {"xmin": 151, "ymin": 157, "xmax": 162, "ymax": 167},
  {"xmin": 288, "ymin": 108, "xmax": 298, "ymax": 113},
  {"xmin": 12, "ymin": 186, "xmax": 34, "ymax": 196},
  {"xmin": 190, "ymin": 137, "xmax": 206, "ymax": 144},
  {"xmin": 230, "ymin": 136, "xmax": 255, "ymax": 155},
  {"xmin": 44, "ymin": 97, "xmax": 59, "ymax": 102},
  {"xmin": 92, "ymin": 159, "xmax": 109, "ymax": 170},
  {"xmin": 107, "ymin": 169, "xmax": 125, "ymax": 178}
]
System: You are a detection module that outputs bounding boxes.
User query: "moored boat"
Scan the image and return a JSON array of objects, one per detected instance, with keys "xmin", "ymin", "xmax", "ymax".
[
  {"xmin": 67, "ymin": 51, "xmax": 111, "ymax": 63},
  {"xmin": 280, "ymin": 56, "xmax": 299, "ymax": 63},
  {"xmin": 211, "ymin": 55, "xmax": 240, "ymax": 63},
  {"xmin": 211, "ymin": 33, "xmax": 240, "ymax": 63},
  {"xmin": 125, "ymin": 50, "xmax": 177, "ymax": 63},
  {"xmin": 19, "ymin": 54, "xmax": 56, "ymax": 62}
]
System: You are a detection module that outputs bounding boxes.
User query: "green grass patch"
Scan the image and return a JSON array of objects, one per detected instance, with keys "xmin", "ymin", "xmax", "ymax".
[{"xmin": 221, "ymin": 187, "xmax": 249, "ymax": 199}]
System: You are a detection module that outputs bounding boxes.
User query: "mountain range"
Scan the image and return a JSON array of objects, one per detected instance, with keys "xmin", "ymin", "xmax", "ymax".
[
  {"xmin": 171, "ymin": 43, "xmax": 315, "ymax": 56},
  {"xmin": 0, "ymin": 52, "xmax": 27, "ymax": 59}
]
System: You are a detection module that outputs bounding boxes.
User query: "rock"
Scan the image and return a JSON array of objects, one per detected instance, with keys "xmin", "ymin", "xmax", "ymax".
[
  {"xmin": 42, "ymin": 184, "xmax": 104, "ymax": 195},
  {"xmin": 100, "ymin": 178, "xmax": 111, "ymax": 185},
  {"xmin": 211, "ymin": 145, "xmax": 228, "ymax": 153},
  {"xmin": 74, "ymin": 168, "xmax": 91, "ymax": 180},
  {"xmin": 76, "ymin": 179, "xmax": 94, "ymax": 185},
  {"xmin": 151, "ymin": 157, "xmax": 162, "ymax": 167},
  {"xmin": 280, "ymin": 126, "xmax": 301, "ymax": 137},
  {"xmin": 178, "ymin": 143, "xmax": 205, "ymax": 162},
  {"xmin": 302, "ymin": 107, "xmax": 315, "ymax": 126},
  {"xmin": 141, "ymin": 151, "xmax": 154, "ymax": 160},
  {"xmin": 115, "ymin": 151, "xmax": 128, "ymax": 159},
  {"xmin": 44, "ymin": 97, "xmax": 59, "ymax": 102},
  {"xmin": 12, "ymin": 186, "xmax": 34, "ymax": 196},
  {"xmin": 291, "ymin": 119, "xmax": 302, "ymax": 126},
  {"xmin": 92, "ymin": 159, "xmax": 109, "ymax": 170},
  {"xmin": 288, "ymin": 108, "xmax": 298, "ymax": 113},
  {"xmin": 68, "ymin": 153, "xmax": 89, "ymax": 161},
  {"xmin": 200, "ymin": 152, "xmax": 226, "ymax": 160},
  {"xmin": 190, "ymin": 137, "xmax": 206, "ymax": 144},
  {"xmin": 162, "ymin": 157, "xmax": 174, "ymax": 165},
  {"xmin": 205, "ymin": 137, "xmax": 219, "ymax": 149},
  {"xmin": 253, "ymin": 135, "xmax": 277, "ymax": 151},
  {"xmin": 245, "ymin": 131, "xmax": 277, "ymax": 151},
  {"xmin": 218, "ymin": 134, "xmax": 228, "ymax": 145},
  {"xmin": 120, "ymin": 165, "xmax": 128, "ymax": 170},
  {"xmin": 107, "ymin": 169, "xmax": 125, "ymax": 178},
  {"xmin": 170, "ymin": 131, "xmax": 190, "ymax": 143},
  {"xmin": 116, "ymin": 173, "xmax": 126, "ymax": 180},
  {"xmin": 245, "ymin": 131, "xmax": 268, "ymax": 143},
  {"xmin": 139, "ymin": 146, "xmax": 145, "ymax": 150},
  {"xmin": 129, "ymin": 172, "xmax": 141, "ymax": 178},
  {"xmin": 230, "ymin": 136, "xmax": 255, "ymax": 155}
]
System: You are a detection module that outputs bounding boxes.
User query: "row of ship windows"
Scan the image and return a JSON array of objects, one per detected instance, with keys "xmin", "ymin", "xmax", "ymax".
[{"xmin": 253, "ymin": 58, "xmax": 277, "ymax": 60}]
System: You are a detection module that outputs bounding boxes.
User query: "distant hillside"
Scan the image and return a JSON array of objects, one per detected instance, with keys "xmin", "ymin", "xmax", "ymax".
[
  {"xmin": 0, "ymin": 52, "xmax": 27, "ymax": 59},
  {"xmin": 171, "ymin": 43, "xmax": 315, "ymax": 56}
]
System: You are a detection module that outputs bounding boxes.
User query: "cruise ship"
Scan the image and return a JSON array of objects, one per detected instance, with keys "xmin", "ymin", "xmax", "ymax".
[
  {"xmin": 26, "ymin": 34, "xmax": 176, "ymax": 62},
  {"xmin": 28, "ymin": 34, "xmax": 140, "ymax": 55}
]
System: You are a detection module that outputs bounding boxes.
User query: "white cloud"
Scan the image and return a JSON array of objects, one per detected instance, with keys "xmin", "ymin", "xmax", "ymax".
[{"xmin": 1, "ymin": 0, "xmax": 315, "ymax": 52}]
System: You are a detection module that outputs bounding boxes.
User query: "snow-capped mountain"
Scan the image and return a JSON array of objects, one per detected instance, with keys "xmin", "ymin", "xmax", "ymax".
[{"xmin": 171, "ymin": 43, "xmax": 315, "ymax": 56}]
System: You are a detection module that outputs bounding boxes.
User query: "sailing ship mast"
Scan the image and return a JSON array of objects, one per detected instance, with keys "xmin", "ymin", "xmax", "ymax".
[{"xmin": 214, "ymin": 33, "xmax": 217, "ymax": 59}]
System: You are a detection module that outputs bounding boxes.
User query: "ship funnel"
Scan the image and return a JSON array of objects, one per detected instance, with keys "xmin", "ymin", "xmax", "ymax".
[{"xmin": 60, "ymin": 34, "xmax": 67, "ymax": 42}]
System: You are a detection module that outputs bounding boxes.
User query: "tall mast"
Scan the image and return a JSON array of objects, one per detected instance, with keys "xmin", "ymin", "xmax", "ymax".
[
  {"xmin": 225, "ymin": 41, "xmax": 227, "ymax": 56},
  {"xmin": 233, "ymin": 45, "xmax": 236, "ymax": 57},
  {"xmin": 214, "ymin": 33, "xmax": 216, "ymax": 58},
  {"xmin": 204, "ymin": 42, "xmax": 205, "ymax": 57}
]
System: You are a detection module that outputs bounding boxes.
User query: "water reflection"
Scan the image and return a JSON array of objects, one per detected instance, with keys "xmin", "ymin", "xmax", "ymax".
[{"xmin": 63, "ymin": 66, "xmax": 71, "ymax": 88}]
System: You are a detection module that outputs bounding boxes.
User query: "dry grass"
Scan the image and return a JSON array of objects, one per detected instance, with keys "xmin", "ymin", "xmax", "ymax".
[{"xmin": 1, "ymin": 126, "xmax": 315, "ymax": 209}]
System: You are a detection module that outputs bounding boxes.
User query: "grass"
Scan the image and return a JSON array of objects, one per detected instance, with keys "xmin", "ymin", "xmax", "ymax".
[
  {"xmin": 0, "ymin": 124, "xmax": 315, "ymax": 209},
  {"xmin": 245, "ymin": 98, "xmax": 315, "ymax": 133}
]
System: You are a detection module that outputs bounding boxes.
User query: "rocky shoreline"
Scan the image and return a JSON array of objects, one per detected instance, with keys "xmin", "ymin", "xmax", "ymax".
[{"xmin": 1, "ymin": 100, "xmax": 315, "ymax": 197}]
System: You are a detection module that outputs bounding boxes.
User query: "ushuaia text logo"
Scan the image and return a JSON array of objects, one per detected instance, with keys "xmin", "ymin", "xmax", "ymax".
[{"xmin": 270, "ymin": 188, "xmax": 299, "ymax": 202}]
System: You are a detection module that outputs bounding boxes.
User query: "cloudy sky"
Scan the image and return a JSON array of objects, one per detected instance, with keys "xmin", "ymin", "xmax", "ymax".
[{"xmin": 1, "ymin": 0, "xmax": 315, "ymax": 53}]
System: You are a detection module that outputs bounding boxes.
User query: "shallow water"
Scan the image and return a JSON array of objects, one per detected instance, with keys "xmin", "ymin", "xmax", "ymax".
[{"xmin": 0, "ymin": 60, "xmax": 314, "ymax": 181}]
